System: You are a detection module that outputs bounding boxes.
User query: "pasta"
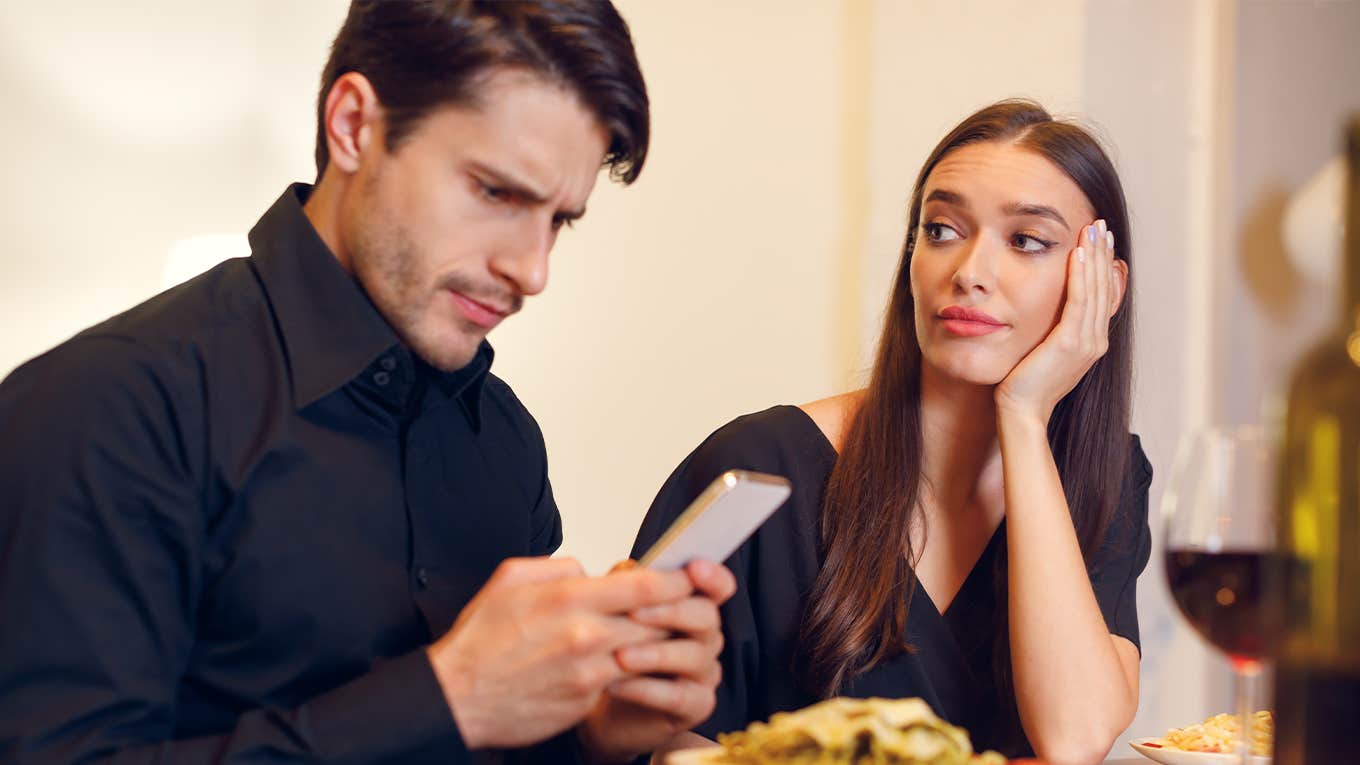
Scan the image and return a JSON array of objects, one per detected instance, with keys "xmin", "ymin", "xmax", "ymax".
[
  {"xmin": 1157, "ymin": 710, "xmax": 1273, "ymax": 756},
  {"xmin": 712, "ymin": 697, "xmax": 1007, "ymax": 764}
]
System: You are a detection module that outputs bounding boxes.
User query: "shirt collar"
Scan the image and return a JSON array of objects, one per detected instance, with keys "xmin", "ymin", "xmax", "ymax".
[
  {"xmin": 248, "ymin": 184, "xmax": 492, "ymax": 426},
  {"xmin": 420, "ymin": 341, "xmax": 494, "ymax": 432}
]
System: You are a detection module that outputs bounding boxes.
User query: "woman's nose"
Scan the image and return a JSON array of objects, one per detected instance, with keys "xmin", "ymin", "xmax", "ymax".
[{"xmin": 951, "ymin": 239, "xmax": 997, "ymax": 295}]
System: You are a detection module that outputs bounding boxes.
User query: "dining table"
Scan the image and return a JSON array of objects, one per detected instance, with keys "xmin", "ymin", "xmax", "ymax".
[{"xmin": 665, "ymin": 750, "xmax": 1154, "ymax": 764}]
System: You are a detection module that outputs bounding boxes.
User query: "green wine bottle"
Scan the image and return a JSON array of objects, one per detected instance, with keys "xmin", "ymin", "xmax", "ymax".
[{"xmin": 1272, "ymin": 116, "xmax": 1360, "ymax": 764}]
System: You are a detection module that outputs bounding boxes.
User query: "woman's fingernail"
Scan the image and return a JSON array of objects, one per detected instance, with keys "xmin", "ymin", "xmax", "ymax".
[
  {"xmin": 1086, "ymin": 226, "xmax": 1097, "ymax": 244},
  {"xmin": 1106, "ymin": 231, "xmax": 1115, "ymax": 249},
  {"xmin": 1076, "ymin": 246, "xmax": 1086, "ymax": 262},
  {"xmin": 1097, "ymin": 219, "xmax": 1107, "ymax": 234}
]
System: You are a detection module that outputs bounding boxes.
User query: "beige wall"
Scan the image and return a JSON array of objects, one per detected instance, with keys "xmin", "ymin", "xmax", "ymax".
[
  {"xmin": 2, "ymin": 0, "xmax": 1354, "ymax": 756},
  {"xmin": 496, "ymin": 0, "xmax": 847, "ymax": 573},
  {"xmin": 0, "ymin": 0, "xmax": 347, "ymax": 372}
]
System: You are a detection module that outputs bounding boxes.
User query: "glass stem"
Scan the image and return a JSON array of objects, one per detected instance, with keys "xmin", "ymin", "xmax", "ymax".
[{"xmin": 1232, "ymin": 658, "xmax": 1261, "ymax": 763}]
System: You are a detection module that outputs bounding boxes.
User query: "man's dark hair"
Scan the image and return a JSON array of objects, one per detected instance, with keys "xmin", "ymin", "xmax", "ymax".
[{"xmin": 315, "ymin": 0, "xmax": 649, "ymax": 184}]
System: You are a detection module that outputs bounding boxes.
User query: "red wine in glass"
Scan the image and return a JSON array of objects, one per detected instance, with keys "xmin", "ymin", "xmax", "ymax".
[
  {"xmin": 1161, "ymin": 426, "xmax": 1279, "ymax": 763},
  {"xmin": 1165, "ymin": 548, "xmax": 1286, "ymax": 671}
]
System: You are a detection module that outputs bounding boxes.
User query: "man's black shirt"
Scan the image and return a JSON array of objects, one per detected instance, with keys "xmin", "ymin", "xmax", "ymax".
[{"xmin": 0, "ymin": 185, "xmax": 566, "ymax": 762}]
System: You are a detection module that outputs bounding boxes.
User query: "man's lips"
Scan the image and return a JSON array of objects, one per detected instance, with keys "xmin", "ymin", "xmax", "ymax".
[
  {"xmin": 449, "ymin": 290, "xmax": 511, "ymax": 330},
  {"xmin": 938, "ymin": 305, "xmax": 1007, "ymax": 337}
]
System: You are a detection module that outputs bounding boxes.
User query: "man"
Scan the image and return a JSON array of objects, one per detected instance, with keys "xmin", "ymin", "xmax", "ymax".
[{"xmin": 0, "ymin": 2, "xmax": 734, "ymax": 763}]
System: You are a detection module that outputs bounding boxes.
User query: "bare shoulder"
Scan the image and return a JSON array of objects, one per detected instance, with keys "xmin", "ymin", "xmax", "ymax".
[{"xmin": 797, "ymin": 391, "xmax": 864, "ymax": 453}]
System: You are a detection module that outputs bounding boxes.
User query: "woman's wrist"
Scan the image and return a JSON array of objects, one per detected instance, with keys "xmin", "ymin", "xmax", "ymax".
[{"xmin": 995, "ymin": 400, "xmax": 1050, "ymax": 440}]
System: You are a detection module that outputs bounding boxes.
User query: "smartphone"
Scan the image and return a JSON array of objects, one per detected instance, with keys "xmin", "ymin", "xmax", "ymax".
[{"xmin": 637, "ymin": 470, "xmax": 792, "ymax": 571}]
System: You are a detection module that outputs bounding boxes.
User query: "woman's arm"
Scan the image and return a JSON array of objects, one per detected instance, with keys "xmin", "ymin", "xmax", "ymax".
[
  {"xmin": 993, "ymin": 220, "xmax": 1136, "ymax": 765},
  {"xmin": 997, "ymin": 411, "xmax": 1139, "ymax": 765}
]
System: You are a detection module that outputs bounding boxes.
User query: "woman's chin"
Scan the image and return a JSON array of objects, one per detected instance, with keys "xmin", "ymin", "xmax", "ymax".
[{"xmin": 922, "ymin": 355, "xmax": 1011, "ymax": 388}]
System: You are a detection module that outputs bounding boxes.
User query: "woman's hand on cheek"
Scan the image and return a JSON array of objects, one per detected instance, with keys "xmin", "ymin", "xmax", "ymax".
[{"xmin": 995, "ymin": 219, "xmax": 1120, "ymax": 425}]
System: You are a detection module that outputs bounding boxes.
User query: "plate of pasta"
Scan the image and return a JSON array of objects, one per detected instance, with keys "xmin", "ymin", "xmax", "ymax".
[
  {"xmin": 665, "ymin": 697, "xmax": 1008, "ymax": 764},
  {"xmin": 1130, "ymin": 710, "xmax": 1272, "ymax": 765}
]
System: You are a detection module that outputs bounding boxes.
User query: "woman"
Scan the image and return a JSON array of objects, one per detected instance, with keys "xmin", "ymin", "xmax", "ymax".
[{"xmin": 630, "ymin": 100, "xmax": 1151, "ymax": 765}]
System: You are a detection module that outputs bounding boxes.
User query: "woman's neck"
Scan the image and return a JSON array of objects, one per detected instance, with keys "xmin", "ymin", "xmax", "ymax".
[{"xmin": 917, "ymin": 365, "xmax": 1004, "ymax": 514}]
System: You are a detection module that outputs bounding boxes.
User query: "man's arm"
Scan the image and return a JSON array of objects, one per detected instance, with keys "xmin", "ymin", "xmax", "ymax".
[{"xmin": 0, "ymin": 337, "xmax": 469, "ymax": 764}]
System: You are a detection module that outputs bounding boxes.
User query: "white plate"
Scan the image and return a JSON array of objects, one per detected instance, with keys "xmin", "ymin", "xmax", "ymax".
[
  {"xmin": 664, "ymin": 748, "xmax": 727, "ymax": 765},
  {"xmin": 1130, "ymin": 738, "xmax": 1271, "ymax": 765}
]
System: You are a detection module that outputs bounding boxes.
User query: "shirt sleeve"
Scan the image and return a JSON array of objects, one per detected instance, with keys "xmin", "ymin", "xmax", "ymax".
[
  {"xmin": 1088, "ymin": 433, "xmax": 1154, "ymax": 653},
  {"xmin": 0, "ymin": 337, "xmax": 471, "ymax": 764},
  {"xmin": 525, "ymin": 420, "xmax": 562, "ymax": 557},
  {"xmin": 484, "ymin": 376, "xmax": 562, "ymax": 558}
]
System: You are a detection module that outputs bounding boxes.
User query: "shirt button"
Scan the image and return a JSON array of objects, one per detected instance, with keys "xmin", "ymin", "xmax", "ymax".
[
  {"xmin": 380, "ymin": 356, "xmax": 397, "ymax": 371},
  {"xmin": 415, "ymin": 567, "xmax": 430, "ymax": 588},
  {"xmin": 373, "ymin": 371, "xmax": 391, "ymax": 386}
]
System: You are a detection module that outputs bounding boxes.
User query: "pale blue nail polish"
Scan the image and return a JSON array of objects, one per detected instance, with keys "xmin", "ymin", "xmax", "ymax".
[{"xmin": 1087, "ymin": 226, "xmax": 1096, "ymax": 244}]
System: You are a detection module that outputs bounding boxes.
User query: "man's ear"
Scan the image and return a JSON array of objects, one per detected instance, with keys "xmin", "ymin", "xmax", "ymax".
[
  {"xmin": 1112, "ymin": 258, "xmax": 1129, "ymax": 314},
  {"xmin": 320, "ymin": 71, "xmax": 383, "ymax": 175}
]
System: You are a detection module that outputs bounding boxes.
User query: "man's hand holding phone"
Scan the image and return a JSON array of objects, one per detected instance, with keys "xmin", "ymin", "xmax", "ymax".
[
  {"xmin": 425, "ymin": 558, "xmax": 687, "ymax": 751},
  {"xmin": 577, "ymin": 558, "xmax": 736, "ymax": 763},
  {"xmin": 424, "ymin": 557, "xmax": 734, "ymax": 763},
  {"xmin": 576, "ymin": 470, "xmax": 789, "ymax": 761},
  {"xmin": 426, "ymin": 470, "xmax": 785, "ymax": 763}
]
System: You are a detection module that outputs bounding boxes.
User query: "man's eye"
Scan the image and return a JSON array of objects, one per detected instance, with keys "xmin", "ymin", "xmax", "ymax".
[
  {"xmin": 479, "ymin": 184, "xmax": 509, "ymax": 203},
  {"xmin": 923, "ymin": 222, "xmax": 960, "ymax": 242}
]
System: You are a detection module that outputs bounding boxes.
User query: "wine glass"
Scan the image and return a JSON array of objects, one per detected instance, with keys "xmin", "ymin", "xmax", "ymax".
[{"xmin": 1162, "ymin": 425, "xmax": 1282, "ymax": 763}]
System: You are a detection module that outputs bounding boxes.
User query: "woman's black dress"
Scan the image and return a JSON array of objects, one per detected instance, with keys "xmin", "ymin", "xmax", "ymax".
[{"xmin": 630, "ymin": 405, "xmax": 1152, "ymax": 757}]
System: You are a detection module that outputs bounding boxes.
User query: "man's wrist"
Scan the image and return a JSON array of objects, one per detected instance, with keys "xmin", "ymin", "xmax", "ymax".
[
  {"xmin": 426, "ymin": 644, "xmax": 486, "ymax": 750},
  {"xmin": 575, "ymin": 716, "xmax": 649, "ymax": 765}
]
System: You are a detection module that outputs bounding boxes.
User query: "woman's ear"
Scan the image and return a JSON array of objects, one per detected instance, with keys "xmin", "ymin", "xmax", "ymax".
[{"xmin": 1111, "ymin": 258, "xmax": 1129, "ymax": 314}]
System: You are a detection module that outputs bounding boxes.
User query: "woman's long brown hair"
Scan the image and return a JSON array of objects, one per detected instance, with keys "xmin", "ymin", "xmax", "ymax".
[{"xmin": 794, "ymin": 100, "xmax": 1135, "ymax": 707}]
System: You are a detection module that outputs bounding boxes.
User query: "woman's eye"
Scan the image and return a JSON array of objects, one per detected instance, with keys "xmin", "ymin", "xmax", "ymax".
[
  {"xmin": 1012, "ymin": 233, "xmax": 1054, "ymax": 254},
  {"xmin": 923, "ymin": 222, "xmax": 960, "ymax": 242}
]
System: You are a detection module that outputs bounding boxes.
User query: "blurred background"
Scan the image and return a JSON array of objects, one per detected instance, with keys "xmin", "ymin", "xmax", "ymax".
[{"xmin": 2, "ymin": 0, "xmax": 1357, "ymax": 755}]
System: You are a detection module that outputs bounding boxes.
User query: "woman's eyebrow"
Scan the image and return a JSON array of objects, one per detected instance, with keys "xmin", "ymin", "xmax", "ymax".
[
  {"xmin": 925, "ymin": 189, "xmax": 1072, "ymax": 233},
  {"xmin": 924, "ymin": 188, "xmax": 966, "ymax": 207},
  {"xmin": 1003, "ymin": 201, "xmax": 1070, "ymax": 232}
]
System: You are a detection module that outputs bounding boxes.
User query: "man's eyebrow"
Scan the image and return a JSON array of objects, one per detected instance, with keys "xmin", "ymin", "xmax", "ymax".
[
  {"xmin": 469, "ymin": 162, "xmax": 587, "ymax": 221},
  {"xmin": 555, "ymin": 206, "xmax": 586, "ymax": 224},
  {"xmin": 1003, "ymin": 201, "xmax": 1071, "ymax": 231}
]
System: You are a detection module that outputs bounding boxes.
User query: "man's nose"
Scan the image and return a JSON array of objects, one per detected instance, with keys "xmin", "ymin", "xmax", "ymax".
[{"xmin": 492, "ymin": 222, "xmax": 552, "ymax": 298}]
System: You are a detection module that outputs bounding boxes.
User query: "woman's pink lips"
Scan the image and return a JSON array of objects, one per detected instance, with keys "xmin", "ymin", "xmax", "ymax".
[
  {"xmin": 941, "ymin": 319, "xmax": 1005, "ymax": 337},
  {"xmin": 449, "ymin": 290, "xmax": 508, "ymax": 330},
  {"xmin": 938, "ymin": 306, "xmax": 1007, "ymax": 337}
]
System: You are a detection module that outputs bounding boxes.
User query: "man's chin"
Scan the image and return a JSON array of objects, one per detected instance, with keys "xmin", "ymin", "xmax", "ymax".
[{"xmin": 406, "ymin": 332, "xmax": 484, "ymax": 373}]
